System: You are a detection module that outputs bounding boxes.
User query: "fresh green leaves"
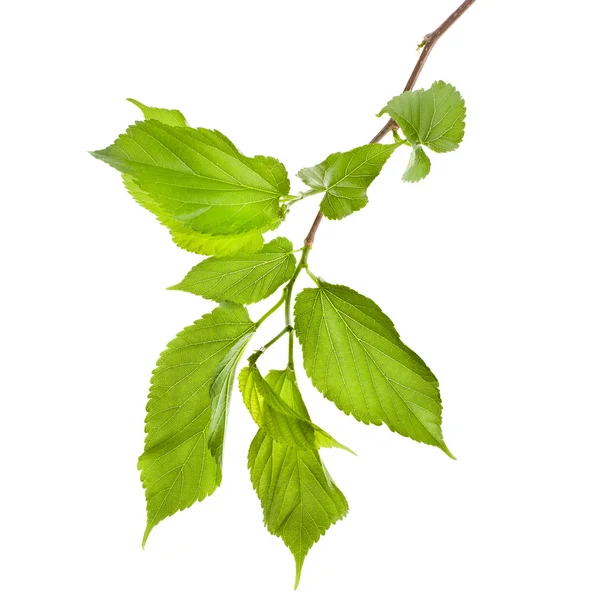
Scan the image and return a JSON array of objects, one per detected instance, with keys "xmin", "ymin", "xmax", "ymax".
[
  {"xmin": 248, "ymin": 368, "xmax": 348, "ymax": 588},
  {"xmin": 91, "ymin": 99, "xmax": 290, "ymax": 253},
  {"xmin": 294, "ymin": 281, "xmax": 453, "ymax": 457},
  {"xmin": 138, "ymin": 303, "xmax": 255, "ymax": 544},
  {"xmin": 169, "ymin": 237, "xmax": 296, "ymax": 304},
  {"xmin": 298, "ymin": 143, "xmax": 398, "ymax": 219},
  {"xmin": 239, "ymin": 364, "xmax": 350, "ymax": 453},
  {"xmin": 91, "ymin": 122, "xmax": 288, "ymax": 235},
  {"xmin": 379, "ymin": 81, "xmax": 466, "ymax": 181},
  {"xmin": 92, "ymin": 80, "xmax": 466, "ymax": 588},
  {"xmin": 379, "ymin": 81, "xmax": 466, "ymax": 152}
]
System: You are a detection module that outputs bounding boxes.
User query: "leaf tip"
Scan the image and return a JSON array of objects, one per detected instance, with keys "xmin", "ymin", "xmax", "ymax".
[
  {"xmin": 294, "ymin": 555, "xmax": 306, "ymax": 590},
  {"xmin": 126, "ymin": 97, "xmax": 144, "ymax": 111},
  {"xmin": 141, "ymin": 524, "xmax": 152, "ymax": 549},
  {"xmin": 441, "ymin": 443, "xmax": 456, "ymax": 460}
]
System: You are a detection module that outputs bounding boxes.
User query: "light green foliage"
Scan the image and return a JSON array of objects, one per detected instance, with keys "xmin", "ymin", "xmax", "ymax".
[
  {"xmin": 403, "ymin": 145, "xmax": 432, "ymax": 183},
  {"xmin": 297, "ymin": 143, "xmax": 398, "ymax": 219},
  {"xmin": 294, "ymin": 281, "xmax": 453, "ymax": 457},
  {"xmin": 138, "ymin": 303, "xmax": 255, "ymax": 545},
  {"xmin": 379, "ymin": 81, "xmax": 466, "ymax": 180},
  {"xmin": 169, "ymin": 237, "xmax": 297, "ymax": 304},
  {"xmin": 239, "ymin": 365, "xmax": 350, "ymax": 452},
  {"xmin": 92, "ymin": 78, "xmax": 467, "ymax": 587},
  {"xmin": 91, "ymin": 111, "xmax": 289, "ymax": 235},
  {"xmin": 248, "ymin": 369, "xmax": 348, "ymax": 587},
  {"xmin": 115, "ymin": 100, "xmax": 271, "ymax": 256},
  {"xmin": 126, "ymin": 98, "xmax": 188, "ymax": 127},
  {"xmin": 379, "ymin": 81, "xmax": 466, "ymax": 152}
]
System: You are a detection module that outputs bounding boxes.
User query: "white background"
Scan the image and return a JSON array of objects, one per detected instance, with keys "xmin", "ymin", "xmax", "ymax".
[{"xmin": 2, "ymin": 0, "xmax": 599, "ymax": 597}]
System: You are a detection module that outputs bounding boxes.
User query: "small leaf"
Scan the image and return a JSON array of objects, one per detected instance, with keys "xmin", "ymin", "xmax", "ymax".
[
  {"xmin": 297, "ymin": 143, "xmax": 399, "ymax": 219},
  {"xmin": 123, "ymin": 175, "xmax": 266, "ymax": 256},
  {"xmin": 169, "ymin": 237, "xmax": 297, "ymax": 304},
  {"xmin": 248, "ymin": 369, "xmax": 348, "ymax": 588},
  {"xmin": 403, "ymin": 145, "xmax": 431, "ymax": 182},
  {"xmin": 294, "ymin": 281, "xmax": 453, "ymax": 457},
  {"xmin": 378, "ymin": 81, "xmax": 466, "ymax": 153},
  {"xmin": 91, "ymin": 117, "xmax": 289, "ymax": 235},
  {"xmin": 239, "ymin": 365, "xmax": 350, "ymax": 452},
  {"xmin": 138, "ymin": 303, "xmax": 255, "ymax": 545},
  {"xmin": 127, "ymin": 98, "xmax": 188, "ymax": 127}
]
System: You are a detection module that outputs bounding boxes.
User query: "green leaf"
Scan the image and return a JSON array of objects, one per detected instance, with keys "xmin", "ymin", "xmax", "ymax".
[
  {"xmin": 117, "ymin": 103, "xmax": 272, "ymax": 256},
  {"xmin": 403, "ymin": 145, "xmax": 431, "ymax": 182},
  {"xmin": 138, "ymin": 303, "xmax": 256, "ymax": 545},
  {"xmin": 169, "ymin": 237, "xmax": 297, "ymax": 304},
  {"xmin": 248, "ymin": 369, "xmax": 348, "ymax": 588},
  {"xmin": 294, "ymin": 281, "xmax": 453, "ymax": 457},
  {"xmin": 208, "ymin": 332, "xmax": 254, "ymax": 468},
  {"xmin": 91, "ymin": 119, "xmax": 289, "ymax": 235},
  {"xmin": 239, "ymin": 365, "xmax": 351, "ymax": 453},
  {"xmin": 297, "ymin": 143, "xmax": 398, "ymax": 220},
  {"xmin": 378, "ymin": 81, "xmax": 466, "ymax": 153},
  {"xmin": 127, "ymin": 98, "xmax": 188, "ymax": 127},
  {"xmin": 123, "ymin": 175, "xmax": 267, "ymax": 256}
]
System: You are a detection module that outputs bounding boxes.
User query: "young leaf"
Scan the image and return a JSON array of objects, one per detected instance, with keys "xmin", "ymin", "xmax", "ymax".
[
  {"xmin": 91, "ymin": 120, "xmax": 289, "ymax": 235},
  {"xmin": 297, "ymin": 143, "xmax": 398, "ymax": 220},
  {"xmin": 169, "ymin": 237, "xmax": 297, "ymax": 304},
  {"xmin": 248, "ymin": 369, "xmax": 348, "ymax": 588},
  {"xmin": 123, "ymin": 175, "xmax": 267, "ymax": 256},
  {"xmin": 294, "ymin": 281, "xmax": 453, "ymax": 457},
  {"xmin": 138, "ymin": 303, "xmax": 255, "ymax": 545},
  {"xmin": 127, "ymin": 98, "xmax": 188, "ymax": 127},
  {"xmin": 403, "ymin": 145, "xmax": 432, "ymax": 183},
  {"xmin": 378, "ymin": 81, "xmax": 466, "ymax": 153},
  {"xmin": 239, "ymin": 365, "xmax": 350, "ymax": 452}
]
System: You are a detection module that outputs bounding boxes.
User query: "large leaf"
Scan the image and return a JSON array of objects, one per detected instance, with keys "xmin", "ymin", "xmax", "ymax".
[
  {"xmin": 248, "ymin": 369, "xmax": 348, "ymax": 588},
  {"xmin": 169, "ymin": 237, "xmax": 297, "ymax": 304},
  {"xmin": 294, "ymin": 281, "xmax": 453, "ymax": 457},
  {"xmin": 91, "ymin": 120, "xmax": 289, "ymax": 235},
  {"xmin": 138, "ymin": 303, "xmax": 256, "ymax": 544},
  {"xmin": 297, "ymin": 143, "xmax": 398, "ymax": 220},
  {"xmin": 378, "ymin": 81, "xmax": 466, "ymax": 153},
  {"xmin": 123, "ymin": 174, "xmax": 267, "ymax": 256},
  {"xmin": 121, "ymin": 100, "xmax": 270, "ymax": 255},
  {"xmin": 239, "ymin": 365, "xmax": 350, "ymax": 452}
]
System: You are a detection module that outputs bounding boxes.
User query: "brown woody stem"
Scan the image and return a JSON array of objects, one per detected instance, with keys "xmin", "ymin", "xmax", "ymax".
[{"xmin": 303, "ymin": 0, "xmax": 477, "ymax": 248}]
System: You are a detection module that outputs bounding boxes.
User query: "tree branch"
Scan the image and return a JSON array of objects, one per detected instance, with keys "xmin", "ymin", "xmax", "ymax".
[{"xmin": 304, "ymin": 0, "xmax": 477, "ymax": 247}]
